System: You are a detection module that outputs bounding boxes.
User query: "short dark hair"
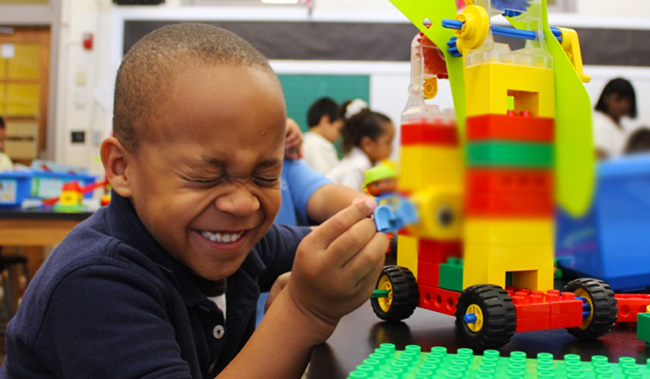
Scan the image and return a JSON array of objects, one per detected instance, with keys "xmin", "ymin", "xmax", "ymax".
[
  {"xmin": 340, "ymin": 100, "xmax": 391, "ymax": 155},
  {"xmin": 113, "ymin": 23, "xmax": 275, "ymax": 152},
  {"xmin": 625, "ymin": 127, "xmax": 650, "ymax": 155},
  {"xmin": 307, "ymin": 97, "xmax": 340, "ymax": 128},
  {"xmin": 0, "ymin": 117, "xmax": 4, "ymax": 129},
  {"xmin": 595, "ymin": 78, "xmax": 637, "ymax": 119}
]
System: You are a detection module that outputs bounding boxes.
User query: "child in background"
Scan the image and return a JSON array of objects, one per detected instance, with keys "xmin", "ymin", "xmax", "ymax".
[
  {"xmin": 327, "ymin": 99, "xmax": 396, "ymax": 190},
  {"xmin": 625, "ymin": 127, "xmax": 650, "ymax": 155},
  {"xmin": 0, "ymin": 24, "xmax": 387, "ymax": 379},
  {"xmin": 593, "ymin": 78, "xmax": 637, "ymax": 160},
  {"xmin": 0, "ymin": 117, "xmax": 14, "ymax": 172},
  {"xmin": 302, "ymin": 97, "xmax": 342, "ymax": 175}
]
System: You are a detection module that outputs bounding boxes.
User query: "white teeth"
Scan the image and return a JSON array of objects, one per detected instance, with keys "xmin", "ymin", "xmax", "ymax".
[{"xmin": 200, "ymin": 230, "xmax": 244, "ymax": 244}]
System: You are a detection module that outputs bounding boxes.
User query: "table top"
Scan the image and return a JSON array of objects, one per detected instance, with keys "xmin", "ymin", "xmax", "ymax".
[
  {"xmin": 0, "ymin": 207, "xmax": 93, "ymax": 221},
  {"xmin": 309, "ymin": 300, "xmax": 648, "ymax": 379}
]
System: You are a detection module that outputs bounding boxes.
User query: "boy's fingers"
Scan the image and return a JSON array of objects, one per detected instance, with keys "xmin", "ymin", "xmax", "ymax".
[
  {"xmin": 325, "ymin": 218, "xmax": 379, "ymax": 267},
  {"xmin": 341, "ymin": 232, "xmax": 388, "ymax": 279},
  {"xmin": 310, "ymin": 198, "xmax": 377, "ymax": 250}
]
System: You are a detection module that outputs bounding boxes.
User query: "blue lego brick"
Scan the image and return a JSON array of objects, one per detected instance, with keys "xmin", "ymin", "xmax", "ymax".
[{"xmin": 347, "ymin": 344, "xmax": 650, "ymax": 379}]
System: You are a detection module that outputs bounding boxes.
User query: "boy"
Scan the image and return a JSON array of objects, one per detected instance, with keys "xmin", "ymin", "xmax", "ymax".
[
  {"xmin": 0, "ymin": 117, "xmax": 14, "ymax": 171},
  {"xmin": 302, "ymin": 97, "xmax": 342, "ymax": 175},
  {"xmin": 0, "ymin": 24, "xmax": 387, "ymax": 379}
]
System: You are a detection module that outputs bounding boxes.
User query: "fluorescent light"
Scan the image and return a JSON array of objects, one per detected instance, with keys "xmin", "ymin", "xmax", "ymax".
[{"xmin": 260, "ymin": 0, "xmax": 300, "ymax": 3}]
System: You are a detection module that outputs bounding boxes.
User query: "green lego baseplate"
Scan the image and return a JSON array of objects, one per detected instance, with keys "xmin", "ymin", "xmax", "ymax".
[{"xmin": 347, "ymin": 343, "xmax": 650, "ymax": 379}]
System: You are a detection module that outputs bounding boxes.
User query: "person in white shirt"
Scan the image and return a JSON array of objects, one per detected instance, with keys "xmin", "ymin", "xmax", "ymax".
[
  {"xmin": 302, "ymin": 97, "xmax": 343, "ymax": 175},
  {"xmin": 0, "ymin": 117, "xmax": 14, "ymax": 172},
  {"xmin": 327, "ymin": 99, "xmax": 396, "ymax": 190},
  {"xmin": 593, "ymin": 78, "xmax": 637, "ymax": 160}
]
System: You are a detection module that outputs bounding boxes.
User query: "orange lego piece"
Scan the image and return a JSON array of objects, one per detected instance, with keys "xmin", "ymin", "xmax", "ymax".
[
  {"xmin": 466, "ymin": 113, "xmax": 555, "ymax": 143},
  {"xmin": 615, "ymin": 294, "xmax": 650, "ymax": 323},
  {"xmin": 417, "ymin": 285, "xmax": 459, "ymax": 316},
  {"xmin": 401, "ymin": 121, "xmax": 459, "ymax": 146},
  {"xmin": 466, "ymin": 193, "xmax": 553, "ymax": 217}
]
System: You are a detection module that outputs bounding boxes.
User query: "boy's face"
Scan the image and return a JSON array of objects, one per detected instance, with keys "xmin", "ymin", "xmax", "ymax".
[
  {"xmin": 125, "ymin": 64, "xmax": 286, "ymax": 281},
  {"xmin": 323, "ymin": 118, "xmax": 344, "ymax": 144}
]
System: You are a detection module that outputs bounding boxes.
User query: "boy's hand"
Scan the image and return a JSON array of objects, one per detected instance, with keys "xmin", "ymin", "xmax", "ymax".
[{"xmin": 287, "ymin": 198, "xmax": 387, "ymax": 339}]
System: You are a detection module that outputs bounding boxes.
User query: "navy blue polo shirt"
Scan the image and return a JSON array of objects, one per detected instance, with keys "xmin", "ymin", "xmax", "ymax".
[{"xmin": 0, "ymin": 192, "xmax": 310, "ymax": 379}]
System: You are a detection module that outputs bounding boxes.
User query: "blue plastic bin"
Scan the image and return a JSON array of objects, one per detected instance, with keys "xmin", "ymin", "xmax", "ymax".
[
  {"xmin": 556, "ymin": 153, "xmax": 650, "ymax": 292},
  {"xmin": 29, "ymin": 172, "xmax": 98, "ymax": 199},
  {"xmin": 0, "ymin": 171, "xmax": 32, "ymax": 207}
]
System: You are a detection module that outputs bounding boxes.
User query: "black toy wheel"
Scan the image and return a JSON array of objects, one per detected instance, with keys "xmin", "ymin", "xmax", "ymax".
[
  {"xmin": 455, "ymin": 284, "xmax": 517, "ymax": 350},
  {"xmin": 563, "ymin": 278, "xmax": 618, "ymax": 339},
  {"xmin": 371, "ymin": 265, "xmax": 419, "ymax": 322}
]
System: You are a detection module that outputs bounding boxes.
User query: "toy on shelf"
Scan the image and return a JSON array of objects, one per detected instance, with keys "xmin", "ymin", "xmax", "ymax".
[
  {"xmin": 374, "ymin": 0, "xmax": 618, "ymax": 350},
  {"xmin": 347, "ymin": 343, "xmax": 650, "ymax": 379},
  {"xmin": 365, "ymin": 165, "xmax": 419, "ymax": 233},
  {"xmin": 53, "ymin": 181, "xmax": 85, "ymax": 212},
  {"xmin": 44, "ymin": 179, "xmax": 108, "ymax": 212}
]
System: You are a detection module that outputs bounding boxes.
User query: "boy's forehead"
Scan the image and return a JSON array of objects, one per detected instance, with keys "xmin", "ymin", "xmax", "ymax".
[{"xmin": 141, "ymin": 64, "xmax": 286, "ymax": 147}]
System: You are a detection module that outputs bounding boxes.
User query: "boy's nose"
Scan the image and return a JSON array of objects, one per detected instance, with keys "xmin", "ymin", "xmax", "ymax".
[{"xmin": 214, "ymin": 186, "xmax": 260, "ymax": 218}]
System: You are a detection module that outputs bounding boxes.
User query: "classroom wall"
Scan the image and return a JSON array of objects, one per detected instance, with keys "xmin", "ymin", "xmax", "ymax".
[{"xmin": 49, "ymin": 0, "xmax": 650, "ymax": 172}]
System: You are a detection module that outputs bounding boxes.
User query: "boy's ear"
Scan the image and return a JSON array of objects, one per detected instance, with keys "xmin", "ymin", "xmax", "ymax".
[
  {"xmin": 100, "ymin": 137, "xmax": 133, "ymax": 198},
  {"xmin": 319, "ymin": 115, "xmax": 331, "ymax": 127}
]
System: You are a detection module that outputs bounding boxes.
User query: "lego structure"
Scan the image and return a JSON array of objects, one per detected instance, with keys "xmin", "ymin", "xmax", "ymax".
[
  {"xmin": 347, "ymin": 343, "xmax": 650, "ymax": 379},
  {"xmin": 371, "ymin": 0, "xmax": 619, "ymax": 350}
]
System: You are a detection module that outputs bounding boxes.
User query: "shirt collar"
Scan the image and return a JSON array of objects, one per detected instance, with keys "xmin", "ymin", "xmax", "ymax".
[{"xmin": 105, "ymin": 191, "xmax": 223, "ymax": 307}]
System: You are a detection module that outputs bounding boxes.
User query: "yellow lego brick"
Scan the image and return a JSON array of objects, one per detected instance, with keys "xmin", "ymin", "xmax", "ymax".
[
  {"xmin": 462, "ymin": 243, "xmax": 554, "ymax": 291},
  {"xmin": 407, "ymin": 185, "xmax": 464, "ymax": 241},
  {"xmin": 463, "ymin": 218, "xmax": 554, "ymax": 246},
  {"xmin": 464, "ymin": 62, "xmax": 555, "ymax": 118},
  {"xmin": 397, "ymin": 234, "xmax": 419, "ymax": 279},
  {"xmin": 399, "ymin": 145, "xmax": 463, "ymax": 193}
]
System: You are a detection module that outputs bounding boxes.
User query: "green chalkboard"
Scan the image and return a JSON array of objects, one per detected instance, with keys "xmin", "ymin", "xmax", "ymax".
[{"xmin": 278, "ymin": 74, "xmax": 370, "ymax": 132}]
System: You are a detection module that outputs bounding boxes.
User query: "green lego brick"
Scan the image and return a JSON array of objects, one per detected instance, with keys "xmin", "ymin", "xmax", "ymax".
[
  {"xmin": 638, "ymin": 313, "xmax": 650, "ymax": 346},
  {"xmin": 348, "ymin": 344, "xmax": 650, "ymax": 379},
  {"xmin": 467, "ymin": 141, "xmax": 554, "ymax": 168},
  {"xmin": 439, "ymin": 257, "xmax": 463, "ymax": 292}
]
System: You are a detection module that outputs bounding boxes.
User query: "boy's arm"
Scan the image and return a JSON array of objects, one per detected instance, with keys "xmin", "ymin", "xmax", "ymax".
[
  {"xmin": 217, "ymin": 198, "xmax": 387, "ymax": 379},
  {"xmin": 306, "ymin": 183, "xmax": 369, "ymax": 224}
]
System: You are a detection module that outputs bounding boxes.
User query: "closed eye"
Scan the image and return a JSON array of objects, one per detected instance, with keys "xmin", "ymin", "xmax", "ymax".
[{"xmin": 254, "ymin": 175, "xmax": 280, "ymax": 187}]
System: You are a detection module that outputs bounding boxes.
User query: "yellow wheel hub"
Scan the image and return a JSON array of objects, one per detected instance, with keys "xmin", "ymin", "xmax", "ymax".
[
  {"xmin": 454, "ymin": 5, "xmax": 490, "ymax": 56},
  {"xmin": 575, "ymin": 288, "xmax": 594, "ymax": 329},
  {"xmin": 466, "ymin": 304, "xmax": 484, "ymax": 333},
  {"xmin": 377, "ymin": 275, "xmax": 394, "ymax": 313}
]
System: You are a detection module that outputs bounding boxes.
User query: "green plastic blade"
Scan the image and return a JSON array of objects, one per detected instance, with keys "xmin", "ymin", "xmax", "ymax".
[
  {"xmin": 388, "ymin": 0, "xmax": 467, "ymax": 141},
  {"xmin": 507, "ymin": 1, "xmax": 595, "ymax": 216},
  {"xmin": 540, "ymin": 0, "xmax": 595, "ymax": 217}
]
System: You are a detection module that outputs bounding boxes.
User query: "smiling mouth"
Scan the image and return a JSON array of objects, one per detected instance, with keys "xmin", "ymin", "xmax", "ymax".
[{"xmin": 199, "ymin": 230, "xmax": 245, "ymax": 243}]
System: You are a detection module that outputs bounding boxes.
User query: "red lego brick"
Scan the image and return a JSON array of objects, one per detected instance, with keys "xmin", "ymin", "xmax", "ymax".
[
  {"xmin": 418, "ymin": 284, "xmax": 459, "ymax": 316},
  {"xmin": 466, "ymin": 114, "xmax": 554, "ymax": 143},
  {"xmin": 550, "ymin": 313, "xmax": 583, "ymax": 329},
  {"xmin": 401, "ymin": 120, "xmax": 459, "ymax": 146},
  {"xmin": 615, "ymin": 294, "xmax": 650, "ymax": 323},
  {"xmin": 509, "ymin": 289, "xmax": 583, "ymax": 331},
  {"xmin": 417, "ymin": 261, "xmax": 440, "ymax": 287},
  {"xmin": 517, "ymin": 317, "xmax": 551, "ymax": 333},
  {"xmin": 466, "ymin": 192, "xmax": 553, "ymax": 217},
  {"xmin": 418, "ymin": 239, "xmax": 462, "ymax": 263},
  {"xmin": 513, "ymin": 291, "xmax": 551, "ymax": 319},
  {"xmin": 467, "ymin": 168, "xmax": 553, "ymax": 195}
]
